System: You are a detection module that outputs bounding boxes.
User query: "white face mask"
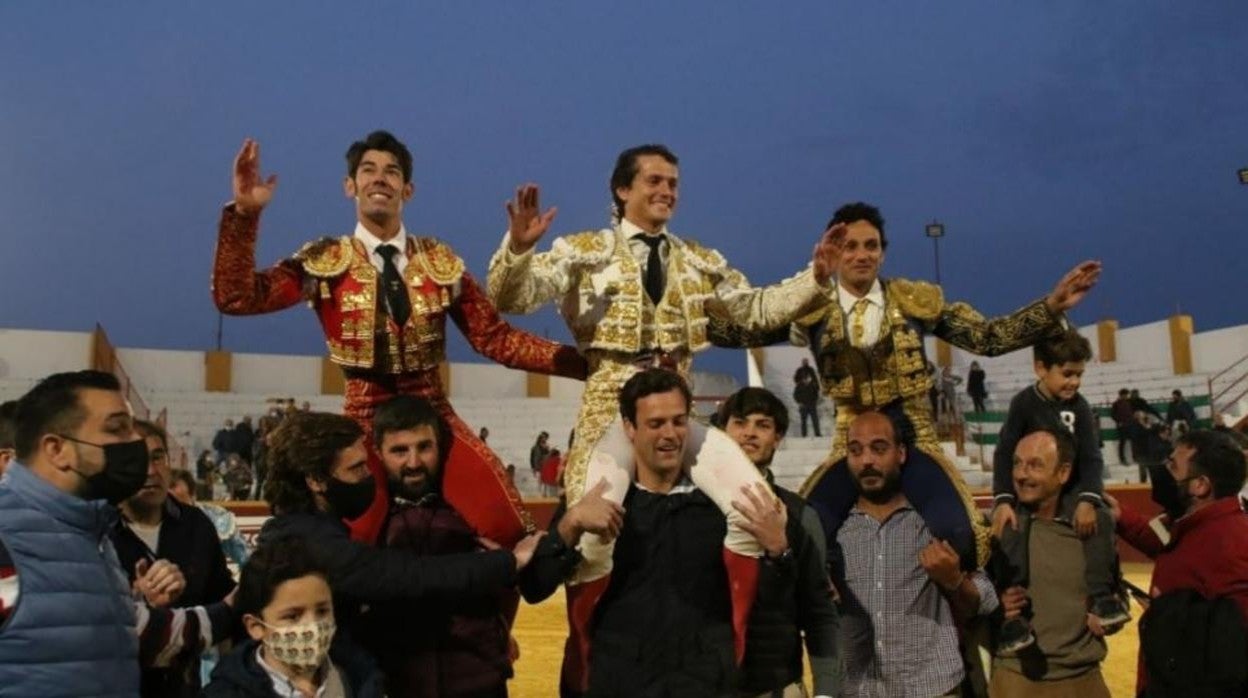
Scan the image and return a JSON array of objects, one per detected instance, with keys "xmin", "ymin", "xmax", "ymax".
[{"xmin": 258, "ymin": 617, "xmax": 336, "ymax": 668}]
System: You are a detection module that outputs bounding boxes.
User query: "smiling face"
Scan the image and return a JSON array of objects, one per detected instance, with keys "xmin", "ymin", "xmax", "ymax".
[
  {"xmin": 617, "ymin": 155, "xmax": 679, "ymax": 232},
  {"xmin": 1012, "ymin": 431, "xmax": 1070, "ymax": 508},
  {"xmin": 837, "ymin": 221, "xmax": 885, "ymax": 292},
  {"xmin": 343, "ymin": 149, "xmax": 414, "ymax": 231},
  {"xmin": 379, "ymin": 424, "xmax": 441, "ymax": 501},
  {"xmin": 1035, "ymin": 360, "xmax": 1085, "ymax": 402},
  {"xmin": 724, "ymin": 413, "xmax": 782, "ymax": 469},
  {"xmin": 623, "ymin": 388, "xmax": 690, "ymax": 482}
]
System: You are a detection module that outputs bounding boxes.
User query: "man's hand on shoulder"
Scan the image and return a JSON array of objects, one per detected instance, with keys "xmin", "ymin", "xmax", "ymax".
[{"xmin": 556, "ymin": 478, "xmax": 624, "ymax": 547}]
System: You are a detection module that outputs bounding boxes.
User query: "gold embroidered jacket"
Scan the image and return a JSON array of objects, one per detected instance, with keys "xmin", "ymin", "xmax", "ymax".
[
  {"xmin": 485, "ymin": 227, "xmax": 828, "ymax": 355},
  {"xmin": 211, "ymin": 205, "xmax": 587, "ymax": 379}
]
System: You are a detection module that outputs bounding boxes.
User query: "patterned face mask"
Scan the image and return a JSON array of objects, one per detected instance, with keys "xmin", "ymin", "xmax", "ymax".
[{"xmin": 258, "ymin": 617, "xmax": 336, "ymax": 668}]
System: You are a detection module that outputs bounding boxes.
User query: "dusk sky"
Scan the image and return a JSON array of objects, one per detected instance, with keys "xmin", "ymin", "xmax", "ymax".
[{"xmin": 3, "ymin": 2, "xmax": 1246, "ymax": 382}]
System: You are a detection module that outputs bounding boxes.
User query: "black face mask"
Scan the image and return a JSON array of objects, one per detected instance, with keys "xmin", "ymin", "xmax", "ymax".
[
  {"xmin": 1148, "ymin": 462, "xmax": 1195, "ymax": 520},
  {"xmin": 323, "ymin": 475, "xmax": 376, "ymax": 521},
  {"xmin": 61, "ymin": 435, "xmax": 149, "ymax": 505}
]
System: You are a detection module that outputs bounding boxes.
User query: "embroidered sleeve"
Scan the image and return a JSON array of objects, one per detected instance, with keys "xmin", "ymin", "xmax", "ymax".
[
  {"xmin": 687, "ymin": 240, "xmax": 830, "ymax": 334},
  {"xmin": 451, "ymin": 272, "xmax": 588, "ymax": 380},
  {"xmin": 486, "ymin": 231, "xmax": 599, "ymax": 314},
  {"xmin": 932, "ymin": 297, "xmax": 1064, "ymax": 357},
  {"xmin": 211, "ymin": 205, "xmax": 308, "ymax": 315}
]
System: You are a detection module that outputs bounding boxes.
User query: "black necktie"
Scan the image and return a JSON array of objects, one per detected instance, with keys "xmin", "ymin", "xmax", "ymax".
[
  {"xmin": 376, "ymin": 244, "xmax": 411, "ymax": 327},
  {"xmin": 636, "ymin": 234, "xmax": 665, "ymax": 305}
]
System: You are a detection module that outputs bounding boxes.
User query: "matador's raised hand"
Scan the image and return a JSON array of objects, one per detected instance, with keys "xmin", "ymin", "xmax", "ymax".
[
  {"xmin": 232, "ymin": 138, "xmax": 278, "ymax": 216},
  {"xmin": 1045, "ymin": 260, "xmax": 1102, "ymax": 314},
  {"xmin": 506, "ymin": 183, "xmax": 558, "ymax": 255},
  {"xmin": 811, "ymin": 222, "xmax": 847, "ymax": 287}
]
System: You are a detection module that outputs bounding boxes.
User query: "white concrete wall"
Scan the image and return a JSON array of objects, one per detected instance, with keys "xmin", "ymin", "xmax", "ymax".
[
  {"xmin": 231, "ymin": 353, "xmax": 322, "ymax": 395},
  {"xmin": 549, "ymin": 376, "xmax": 588, "ymax": 401},
  {"xmin": 117, "ymin": 348, "xmax": 203, "ymax": 392},
  {"xmin": 1114, "ymin": 319, "xmax": 1171, "ymax": 369},
  {"xmin": 0, "ymin": 329, "xmax": 92, "ymax": 379},
  {"xmin": 448, "ymin": 363, "xmax": 527, "ymax": 399},
  {"xmin": 1192, "ymin": 325, "xmax": 1248, "ymax": 374}
]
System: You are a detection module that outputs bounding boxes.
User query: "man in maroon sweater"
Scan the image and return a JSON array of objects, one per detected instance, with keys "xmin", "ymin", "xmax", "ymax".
[
  {"xmin": 365, "ymin": 394, "xmax": 519, "ymax": 697},
  {"xmin": 1108, "ymin": 429, "xmax": 1248, "ymax": 695}
]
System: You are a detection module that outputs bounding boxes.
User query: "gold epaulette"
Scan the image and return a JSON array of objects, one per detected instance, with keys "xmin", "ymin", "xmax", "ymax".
[
  {"xmin": 415, "ymin": 237, "xmax": 465, "ymax": 286},
  {"xmin": 295, "ymin": 236, "xmax": 353, "ymax": 278},
  {"xmin": 558, "ymin": 230, "xmax": 614, "ymax": 264},
  {"xmin": 887, "ymin": 278, "xmax": 944, "ymax": 322},
  {"xmin": 680, "ymin": 237, "xmax": 729, "ymax": 275}
]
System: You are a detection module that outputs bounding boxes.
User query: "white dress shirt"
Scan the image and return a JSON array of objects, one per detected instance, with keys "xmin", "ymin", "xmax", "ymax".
[
  {"xmin": 837, "ymin": 278, "xmax": 886, "ymax": 347},
  {"xmin": 354, "ymin": 222, "xmax": 410, "ymax": 275}
]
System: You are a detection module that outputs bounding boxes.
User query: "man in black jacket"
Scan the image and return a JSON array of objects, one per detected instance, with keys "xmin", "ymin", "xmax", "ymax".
[
  {"xmin": 255, "ymin": 411, "xmax": 543, "ymax": 639},
  {"xmin": 110, "ymin": 419, "xmax": 237, "ymax": 698},
  {"xmin": 521, "ymin": 369, "xmax": 789, "ymax": 697},
  {"xmin": 719, "ymin": 387, "xmax": 840, "ymax": 698}
]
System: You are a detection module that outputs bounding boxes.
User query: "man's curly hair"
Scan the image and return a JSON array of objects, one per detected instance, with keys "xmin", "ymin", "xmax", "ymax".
[{"xmin": 264, "ymin": 412, "xmax": 363, "ymax": 515}]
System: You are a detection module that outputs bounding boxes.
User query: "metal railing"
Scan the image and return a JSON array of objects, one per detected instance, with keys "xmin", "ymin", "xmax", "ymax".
[{"xmin": 1208, "ymin": 351, "xmax": 1248, "ymax": 416}]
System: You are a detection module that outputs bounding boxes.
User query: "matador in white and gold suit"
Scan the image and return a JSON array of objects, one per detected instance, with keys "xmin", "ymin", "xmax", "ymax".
[{"xmin": 486, "ymin": 145, "xmax": 838, "ymax": 691}]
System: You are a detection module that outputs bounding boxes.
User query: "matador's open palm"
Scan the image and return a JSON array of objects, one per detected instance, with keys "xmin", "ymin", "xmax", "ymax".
[
  {"xmin": 811, "ymin": 222, "xmax": 847, "ymax": 286},
  {"xmin": 506, "ymin": 183, "xmax": 557, "ymax": 255},
  {"xmin": 233, "ymin": 138, "xmax": 278, "ymax": 216},
  {"xmin": 1046, "ymin": 260, "xmax": 1102, "ymax": 313}
]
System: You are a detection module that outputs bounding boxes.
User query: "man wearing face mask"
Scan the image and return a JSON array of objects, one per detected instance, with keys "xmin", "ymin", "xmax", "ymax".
[
  {"xmin": 109, "ymin": 420, "xmax": 237, "ymax": 698},
  {"xmin": 0, "ymin": 371, "xmax": 236, "ymax": 697},
  {"xmin": 364, "ymin": 395, "xmax": 523, "ymax": 697},
  {"xmin": 1107, "ymin": 429, "xmax": 1248, "ymax": 696},
  {"xmin": 256, "ymin": 411, "xmax": 544, "ymax": 642}
]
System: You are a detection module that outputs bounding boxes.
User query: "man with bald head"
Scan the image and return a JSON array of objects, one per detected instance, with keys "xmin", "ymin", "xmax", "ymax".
[
  {"xmin": 834, "ymin": 411, "xmax": 998, "ymax": 697},
  {"xmin": 989, "ymin": 427, "xmax": 1113, "ymax": 697}
]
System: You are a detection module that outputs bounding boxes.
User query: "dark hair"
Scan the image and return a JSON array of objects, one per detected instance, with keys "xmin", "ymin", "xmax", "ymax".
[
  {"xmin": 1033, "ymin": 330, "xmax": 1093, "ymax": 368},
  {"xmin": 265, "ymin": 412, "xmax": 363, "ymax": 514},
  {"xmin": 610, "ymin": 144, "xmax": 678, "ymax": 219},
  {"xmin": 1177, "ymin": 429, "xmax": 1248, "ymax": 498},
  {"xmin": 618, "ymin": 369, "xmax": 692, "ymax": 424},
  {"xmin": 1023, "ymin": 426, "xmax": 1076, "ymax": 469},
  {"xmin": 14, "ymin": 370, "xmax": 121, "ymax": 461},
  {"xmin": 853, "ymin": 410, "xmax": 915, "ymax": 448},
  {"xmin": 169, "ymin": 468, "xmax": 196, "ymax": 493},
  {"xmin": 372, "ymin": 395, "xmax": 451, "ymax": 466},
  {"xmin": 0, "ymin": 401, "xmax": 17, "ymax": 450},
  {"xmin": 345, "ymin": 130, "xmax": 413, "ymax": 183},
  {"xmin": 235, "ymin": 537, "xmax": 329, "ymax": 618},
  {"xmin": 827, "ymin": 202, "xmax": 887, "ymax": 250},
  {"xmin": 1119, "ymin": 388, "xmax": 1130, "ymax": 397},
  {"xmin": 134, "ymin": 419, "xmax": 168, "ymax": 453},
  {"xmin": 717, "ymin": 387, "xmax": 790, "ymax": 437},
  {"xmin": 1172, "ymin": 390, "xmax": 1183, "ymax": 398}
]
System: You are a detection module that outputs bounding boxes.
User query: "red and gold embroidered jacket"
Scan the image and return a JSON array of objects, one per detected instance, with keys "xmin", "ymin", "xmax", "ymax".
[{"xmin": 211, "ymin": 205, "xmax": 586, "ymax": 381}]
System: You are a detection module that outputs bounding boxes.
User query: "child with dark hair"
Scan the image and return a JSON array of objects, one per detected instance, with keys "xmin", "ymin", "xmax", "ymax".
[
  {"xmin": 989, "ymin": 330, "xmax": 1128, "ymax": 653},
  {"xmin": 203, "ymin": 537, "xmax": 384, "ymax": 697}
]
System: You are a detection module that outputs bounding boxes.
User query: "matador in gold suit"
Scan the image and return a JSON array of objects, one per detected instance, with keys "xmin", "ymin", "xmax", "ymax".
[
  {"xmin": 724, "ymin": 202, "xmax": 1101, "ymax": 571},
  {"xmin": 486, "ymin": 147, "xmax": 840, "ymax": 690},
  {"xmin": 212, "ymin": 134, "xmax": 586, "ymax": 546}
]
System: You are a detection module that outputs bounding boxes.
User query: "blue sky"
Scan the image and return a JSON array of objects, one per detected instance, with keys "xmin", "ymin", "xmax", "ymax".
[{"xmin": 2, "ymin": 2, "xmax": 1246, "ymax": 381}]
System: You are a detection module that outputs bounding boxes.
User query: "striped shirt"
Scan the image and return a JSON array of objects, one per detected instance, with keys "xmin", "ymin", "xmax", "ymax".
[
  {"xmin": 835, "ymin": 505, "xmax": 997, "ymax": 698},
  {"xmin": 0, "ymin": 539, "xmax": 220, "ymax": 668}
]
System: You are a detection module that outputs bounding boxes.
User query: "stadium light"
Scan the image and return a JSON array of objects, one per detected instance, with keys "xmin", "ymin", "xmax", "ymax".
[{"xmin": 925, "ymin": 221, "xmax": 945, "ymax": 284}]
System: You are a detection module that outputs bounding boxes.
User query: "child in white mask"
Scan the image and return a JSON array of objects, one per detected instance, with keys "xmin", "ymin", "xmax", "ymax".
[{"xmin": 203, "ymin": 537, "xmax": 383, "ymax": 698}]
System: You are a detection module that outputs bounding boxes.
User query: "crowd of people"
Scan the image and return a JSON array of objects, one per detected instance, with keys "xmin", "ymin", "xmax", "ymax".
[{"xmin": 1, "ymin": 129, "xmax": 1245, "ymax": 698}]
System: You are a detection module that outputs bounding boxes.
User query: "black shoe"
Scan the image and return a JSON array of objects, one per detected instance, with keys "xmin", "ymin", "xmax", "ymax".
[
  {"xmin": 998, "ymin": 617, "xmax": 1036, "ymax": 654},
  {"xmin": 1090, "ymin": 595, "xmax": 1131, "ymax": 629}
]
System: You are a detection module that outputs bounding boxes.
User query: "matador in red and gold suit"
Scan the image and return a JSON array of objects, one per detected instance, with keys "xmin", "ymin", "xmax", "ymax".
[{"xmin": 212, "ymin": 133, "xmax": 586, "ymax": 546}]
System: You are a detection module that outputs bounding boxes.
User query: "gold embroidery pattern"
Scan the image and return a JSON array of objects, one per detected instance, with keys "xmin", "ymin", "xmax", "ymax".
[
  {"xmin": 415, "ymin": 237, "xmax": 465, "ymax": 286},
  {"xmin": 296, "ymin": 236, "xmax": 353, "ymax": 278},
  {"xmin": 936, "ymin": 298, "xmax": 1061, "ymax": 357}
]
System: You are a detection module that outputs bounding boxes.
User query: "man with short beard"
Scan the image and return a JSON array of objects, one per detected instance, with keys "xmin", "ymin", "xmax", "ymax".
[
  {"xmin": 110, "ymin": 419, "xmax": 236, "ymax": 698},
  {"xmin": 366, "ymin": 395, "xmax": 520, "ymax": 698},
  {"xmin": 719, "ymin": 387, "xmax": 840, "ymax": 698},
  {"xmin": 835, "ymin": 411, "xmax": 998, "ymax": 697}
]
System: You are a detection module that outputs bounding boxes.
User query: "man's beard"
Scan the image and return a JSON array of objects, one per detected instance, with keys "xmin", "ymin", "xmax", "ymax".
[
  {"xmin": 855, "ymin": 467, "xmax": 902, "ymax": 504},
  {"xmin": 390, "ymin": 467, "xmax": 438, "ymax": 502}
]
